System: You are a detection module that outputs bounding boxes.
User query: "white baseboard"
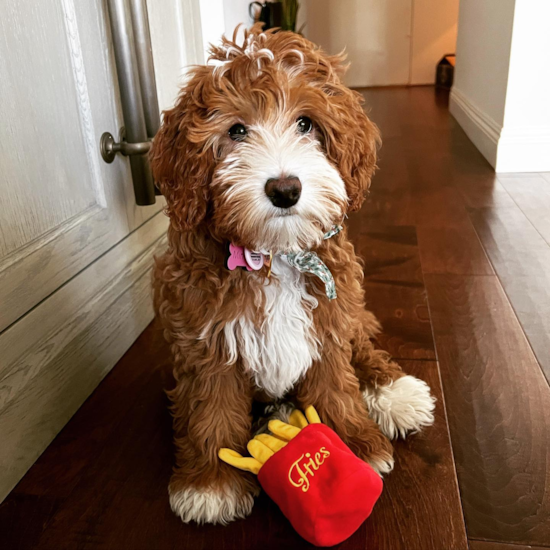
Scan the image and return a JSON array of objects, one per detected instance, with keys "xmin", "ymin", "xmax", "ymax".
[
  {"xmin": 449, "ymin": 87, "xmax": 500, "ymax": 168},
  {"xmin": 0, "ymin": 212, "xmax": 168, "ymax": 502},
  {"xmin": 450, "ymin": 87, "xmax": 550, "ymax": 173}
]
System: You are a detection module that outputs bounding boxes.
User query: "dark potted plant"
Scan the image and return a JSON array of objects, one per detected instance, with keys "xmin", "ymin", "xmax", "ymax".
[
  {"xmin": 281, "ymin": 0, "xmax": 299, "ymax": 32},
  {"xmin": 250, "ymin": 1, "xmax": 300, "ymax": 32}
]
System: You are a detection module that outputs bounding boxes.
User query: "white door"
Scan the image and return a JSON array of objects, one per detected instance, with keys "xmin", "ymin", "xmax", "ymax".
[
  {"xmin": 0, "ymin": 0, "xmax": 211, "ymax": 501},
  {"xmin": 302, "ymin": 0, "xmax": 412, "ymax": 87}
]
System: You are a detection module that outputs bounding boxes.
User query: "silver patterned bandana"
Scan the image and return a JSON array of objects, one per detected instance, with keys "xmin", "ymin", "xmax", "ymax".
[{"xmin": 283, "ymin": 225, "xmax": 342, "ymax": 301}]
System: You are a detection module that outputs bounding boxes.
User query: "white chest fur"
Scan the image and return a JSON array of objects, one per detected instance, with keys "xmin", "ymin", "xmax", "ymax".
[{"xmin": 224, "ymin": 256, "xmax": 320, "ymax": 398}]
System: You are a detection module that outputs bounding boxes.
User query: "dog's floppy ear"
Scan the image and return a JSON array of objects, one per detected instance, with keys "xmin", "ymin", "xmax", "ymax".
[
  {"xmin": 316, "ymin": 57, "xmax": 380, "ymax": 213},
  {"xmin": 150, "ymin": 71, "xmax": 215, "ymax": 231}
]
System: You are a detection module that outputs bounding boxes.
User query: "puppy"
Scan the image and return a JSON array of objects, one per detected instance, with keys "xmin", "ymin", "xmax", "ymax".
[{"xmin": 151, "ymin": 26, "xmax": 435, "ymax": 525}]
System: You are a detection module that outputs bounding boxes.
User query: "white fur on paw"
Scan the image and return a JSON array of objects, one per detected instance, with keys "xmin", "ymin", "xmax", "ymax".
[
  {"xmin": 364, "ymin": 375, "xmax": 436, "ymax": 439},
  {"xmin": 169, "ymin": 485, "xmax": 256, "ymax": 525},
  {"xmin": 367, "ymin": 453, "xmax": 395, "ymax": 476}
]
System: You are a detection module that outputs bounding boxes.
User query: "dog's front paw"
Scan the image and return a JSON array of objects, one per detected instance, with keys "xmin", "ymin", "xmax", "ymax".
[
  {"xmin": 366, "ymin": 451, "xmax": 395, "ymax": 476},
  {"xmin": 169, "ymin": 483, "xmax": 258, "ymax": 525},
  {"xmin": 345, "ymin": 426, "xmax": 395, "ymax": 476},
  {"xmin": 364, "ymin": 375, "xmax": 436, "ymax": 439}
]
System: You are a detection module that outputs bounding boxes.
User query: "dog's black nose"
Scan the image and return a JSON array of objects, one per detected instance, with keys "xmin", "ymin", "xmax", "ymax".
[{"xmin": 265, "ymin": 176, "xmax": 302, "ymax": 208}]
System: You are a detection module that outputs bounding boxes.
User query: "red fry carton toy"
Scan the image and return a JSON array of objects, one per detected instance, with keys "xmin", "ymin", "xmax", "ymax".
[{"xmin": 219, "ymin": 406, "xmax": 383, "ymax": 547}]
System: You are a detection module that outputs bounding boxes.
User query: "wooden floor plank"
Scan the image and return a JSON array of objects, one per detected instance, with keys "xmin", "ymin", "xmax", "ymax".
[
  {"xmin": 455, "ymin": 175, "xmax": 517, "ymax": 210},
  {"xmin": 417, "ymin": 224, "xmax": 494, "ymax": 276},
  {"xmin": 470, "ymin": 541, "xmax": 550, "ymax": 550},
  {"xmin": 362, "ymin": 137, "xmax": 415, "ymax": 226},
  {"xmin": 469, "ymin": 204, "xmax": 550, "ymax": 384},
  {"xmin": 497, "ymin": 174, "xmax": 550, "ymax": 246},
  {"xmin": 348, "ymin": 219, "xmax": 436, "ymax": 361},
  {"xmin": 424, "ymin": 274, "xmax": 550, "ymax": 546}
]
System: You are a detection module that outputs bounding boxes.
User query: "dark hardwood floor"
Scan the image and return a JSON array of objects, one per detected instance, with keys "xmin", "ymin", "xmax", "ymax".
[{"xmin": 1, "ymin": 86, "xmax": 549, "ymax": 549}]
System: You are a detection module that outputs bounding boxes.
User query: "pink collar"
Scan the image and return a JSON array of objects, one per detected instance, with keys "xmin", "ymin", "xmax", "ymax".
[{"xmin": 224, "ymin": 225, "xmax": 342, "ymax": 273}]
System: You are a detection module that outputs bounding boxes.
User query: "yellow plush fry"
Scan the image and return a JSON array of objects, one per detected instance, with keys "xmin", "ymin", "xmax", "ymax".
[
  {"xmin": 305, "ymin": 405, "xmax": 322, "ymax": 424},
  {"xmin": 268, "ymin": 419, "xmax": 301, "ymax": 441},
  {"xmin": 255, "ymin": 433, "xmax": 287, "ymax": 452},
  {"xmin": 288, "ymin": 409, "xmax": 309, "ymax": 429},
  {"xmin": 247, "ymin": 439, "xmax": 275, "ymax": 464},
  {"xmin": 218, "ymin": 448, "xmax": 262, "ymax": 475}
]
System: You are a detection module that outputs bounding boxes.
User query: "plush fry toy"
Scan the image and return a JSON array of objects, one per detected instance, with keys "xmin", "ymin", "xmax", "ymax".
[{"xmin": 219, "ymin": 406, "xmax": 383, "ymax": 547}]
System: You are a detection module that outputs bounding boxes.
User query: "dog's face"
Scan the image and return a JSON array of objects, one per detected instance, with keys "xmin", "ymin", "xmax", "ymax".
[
  {"xmin": 151, "ymin": 28, "xmax": 379, "ymax": 253},
  {"xmin": 212, "ymin": 109, "xmax": 347, "ymax": 254}
]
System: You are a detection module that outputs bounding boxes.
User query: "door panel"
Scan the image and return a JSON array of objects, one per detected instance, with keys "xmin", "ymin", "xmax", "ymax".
[
  {"xmin": 302, "ymin": 0, "xmax": 413, "ymax": 87},
  {"xmin": 0, "ymin": 1, "xmax": 98, "ymax": 256},
  {"xmin": 0, "ymin": 0, "xmax": 131, "ymax": 331}
]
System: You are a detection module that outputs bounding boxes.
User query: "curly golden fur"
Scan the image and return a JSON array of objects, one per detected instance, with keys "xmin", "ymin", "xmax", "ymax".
[{"xmin": 151, "ymin": 26, "xmax": 434, "ymax": 525}]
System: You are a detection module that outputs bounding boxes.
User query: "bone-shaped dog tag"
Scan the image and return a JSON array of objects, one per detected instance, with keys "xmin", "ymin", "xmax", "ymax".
[{"xmin": 226, "ymin": 243, "xmax": 252, "ymax": 271}]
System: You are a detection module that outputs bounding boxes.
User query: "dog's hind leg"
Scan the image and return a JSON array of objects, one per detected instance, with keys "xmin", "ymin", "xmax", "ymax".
[
  {"xmin": 352, "ymin": 310, "xmax": 436, "ymax": 440},
  {"xmin": 296, "ymin": 337, "xmax": 395, "ymax": 475}
]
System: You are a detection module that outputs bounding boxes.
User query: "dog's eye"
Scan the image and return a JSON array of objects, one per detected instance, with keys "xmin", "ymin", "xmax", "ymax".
[
  {"xmin": 296, "ymin": 116, "xmax": 313, "ymax": 134},
  {"xmin": 228, "ymin": 124, "xmax": 247, "ymax": 141}
]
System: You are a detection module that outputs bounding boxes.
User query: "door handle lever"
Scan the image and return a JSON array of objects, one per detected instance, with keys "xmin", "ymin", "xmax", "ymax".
[{"xmin": 101, "ymin": 128, "xmax": 151, "ymax": 163}]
